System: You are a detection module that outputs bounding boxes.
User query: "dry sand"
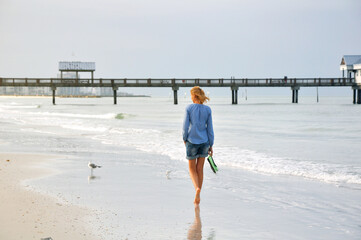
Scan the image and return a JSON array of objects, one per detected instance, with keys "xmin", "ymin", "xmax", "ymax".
[{"xmin": 0, "ymin": 153, "xmax": 96, "ymax": 240}]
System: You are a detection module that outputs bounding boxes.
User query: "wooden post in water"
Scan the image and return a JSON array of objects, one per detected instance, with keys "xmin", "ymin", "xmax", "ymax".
[{"xmin": 172, "ymin": 86, "xmax": 179, "ymax": 105}]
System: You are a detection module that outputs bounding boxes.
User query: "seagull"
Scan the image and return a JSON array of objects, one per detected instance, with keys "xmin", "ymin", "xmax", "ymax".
[{"xmin": 88, "ymin": 162, "xmax": 102, "ymax": 173}]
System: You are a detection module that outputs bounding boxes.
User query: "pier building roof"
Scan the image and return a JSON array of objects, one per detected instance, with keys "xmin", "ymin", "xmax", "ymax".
[
  {"xmin": 340, "ymin": 55, "xmax": 361, "ymax": 71},
  {"xmin": 59, "ymin": 61, "xmax": 95, "ymax": 71}
]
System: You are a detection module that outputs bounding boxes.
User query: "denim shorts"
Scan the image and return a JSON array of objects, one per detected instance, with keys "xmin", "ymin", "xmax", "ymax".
[{"xmin": 185, "ymin": 141, "xmax": 210, "ymax": 160}]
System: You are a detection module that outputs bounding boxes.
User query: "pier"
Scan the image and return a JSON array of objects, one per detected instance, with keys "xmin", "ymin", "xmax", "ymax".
[{"xmin": 0, "ymin": 77, "xmax": 358, "ymax": 104}]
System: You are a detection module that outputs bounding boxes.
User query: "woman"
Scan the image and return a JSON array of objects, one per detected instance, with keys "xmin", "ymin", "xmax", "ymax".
[{"xmin": 183, "ymin": 86, "xmax": 214, "ymax": 205}]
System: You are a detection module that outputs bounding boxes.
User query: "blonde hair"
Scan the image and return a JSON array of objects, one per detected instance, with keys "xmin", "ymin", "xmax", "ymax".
[{"xmin": 190, "ymin": 86, "xmax": 209, "ymax": 104}]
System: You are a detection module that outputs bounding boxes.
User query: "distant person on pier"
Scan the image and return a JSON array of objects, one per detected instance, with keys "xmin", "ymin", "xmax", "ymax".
[{"xmin": 183, "ymin": 86, "xmax": 214, "ymax": 206}]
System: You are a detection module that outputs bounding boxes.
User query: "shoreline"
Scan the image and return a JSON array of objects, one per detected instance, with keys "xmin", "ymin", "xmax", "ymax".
[{"xmin": 0, "ymin": 153, "xmax": 96, "ymax": 240}]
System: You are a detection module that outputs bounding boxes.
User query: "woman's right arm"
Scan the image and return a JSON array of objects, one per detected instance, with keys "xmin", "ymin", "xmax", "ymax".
[
  {"xmin": 206, "ymin": 108, "xmax": 214, "ymax": 148},
  {"xmin": 208, "ymin": 146, "xmax": 213, "ymax": 156}
]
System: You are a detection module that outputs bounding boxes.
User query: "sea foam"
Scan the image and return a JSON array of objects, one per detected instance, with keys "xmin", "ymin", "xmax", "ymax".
[{"xmin": 93, "ymin": 126, "xmax": 361, "ymax": 186}]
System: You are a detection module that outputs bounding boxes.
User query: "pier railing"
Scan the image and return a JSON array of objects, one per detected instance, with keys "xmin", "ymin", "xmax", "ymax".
[{"xmin": 0, "ymin": 77, "xmax": 355, "ymax": 87}]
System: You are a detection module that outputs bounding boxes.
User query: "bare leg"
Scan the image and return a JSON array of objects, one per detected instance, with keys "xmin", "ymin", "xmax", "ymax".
[
  {"xmin": 196, "ymin": 157, "xmax": 205, "ymax": 190},
  {"xmin": 195, "ymin": 157, "xmax": 205, "ymax": 205},
  {"xmin": 189, "ymin": 159, "xmax": 201, "ymax": 205},
  {"xmin": 188, "ymin": 159, "xmax": 199, "ymax": 191},
  {"xmin": 189, "ymin": 157, "xmax": 206, "ymax": 205}
]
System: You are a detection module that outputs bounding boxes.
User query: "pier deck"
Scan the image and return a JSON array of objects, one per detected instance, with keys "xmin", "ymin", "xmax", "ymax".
[
  {"xmin": 0, "ymin": 77, "xmax": 359, "ymax": 104},
  {"xmin": 0, "ymin": 77, "xmax": 355, "ymax": 88}
]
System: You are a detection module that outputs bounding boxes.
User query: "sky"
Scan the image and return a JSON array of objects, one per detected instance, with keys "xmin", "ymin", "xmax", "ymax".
[{"xmin": 0, "ymin": 0, "xmax": 360, "ymax": 96}]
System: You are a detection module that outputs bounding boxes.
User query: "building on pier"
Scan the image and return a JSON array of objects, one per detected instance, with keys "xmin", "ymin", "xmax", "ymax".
[
  {"xmin": 341, "ymin": 55, "xmax": 361, "ymax": 104},
  {"xmin": 59, "ymin": 61, "xmax": 95, "ymax": 80},
  {"xmin": 340, "ymin": 55, "xmax": 361, "ymax": 81}
]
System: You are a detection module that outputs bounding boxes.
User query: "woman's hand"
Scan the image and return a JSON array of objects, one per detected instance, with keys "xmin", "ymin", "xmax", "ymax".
[
  {"xmin": 208, "ymin": 146, "xmax": 213, "ymax": 156},
  {"xmin": 184, "ymin": 141, "xmax": 186, "ymax": 145}
]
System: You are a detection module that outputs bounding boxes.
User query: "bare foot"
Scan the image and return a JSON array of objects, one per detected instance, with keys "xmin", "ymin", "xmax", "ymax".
[{"xmin": 194, "ymin": 188, "xmax": 201, "ymax": 205}]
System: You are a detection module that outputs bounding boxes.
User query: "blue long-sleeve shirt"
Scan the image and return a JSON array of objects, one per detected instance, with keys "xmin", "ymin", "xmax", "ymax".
[{"xmin": 183, "ymin": 103, "xmax": 214, "ymax": 147}]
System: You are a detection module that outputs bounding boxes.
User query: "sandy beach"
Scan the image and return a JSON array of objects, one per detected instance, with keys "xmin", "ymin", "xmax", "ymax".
[{"xmin": 0, "ymin": 153, "xmax": 96, "ymax": 240}]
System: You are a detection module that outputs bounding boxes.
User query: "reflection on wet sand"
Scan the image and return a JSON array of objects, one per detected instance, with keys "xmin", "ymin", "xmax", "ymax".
[
  {"xmin": 87, "ymin": 173, "xmax": 100, "ymax": 184},
  {"xmin": 187, "ymin": 206, "xmax": 216, "ymax": 240},
  {"xmin": 188, "ymin": 206, "xmax": 202, "ymax": 240}
]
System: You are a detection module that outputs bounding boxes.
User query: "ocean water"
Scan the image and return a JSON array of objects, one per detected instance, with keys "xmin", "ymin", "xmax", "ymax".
[{"xmin": 0, "ymin": 96, "xmax": 360, "ymax": 239}]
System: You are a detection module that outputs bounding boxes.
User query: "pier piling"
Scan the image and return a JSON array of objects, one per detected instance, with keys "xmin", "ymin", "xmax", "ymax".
[
  {"xmin": 51, "ymin": 87, "xmax": 56, "ymax": 105},
  {"xmin": 235, "ymin": 89, "xmax": 238, "ymax": 104},
  {"xmin": 353, "ymin": 89, "xmax": 357, "ymax": 104},
  {"xmin": 231, "ymin": 86, "xmax": 239, "ymax": 104},
  {"xmin": 232, "ymin": 90, "xmax": 235, "ymax": 104},
  {"xmin": 291, "ymin": 86, "xmax": 300, "ymax": 103},
  {"xmin": 113, "ymin": 87, "xmax": 118, "ymax": 105},
  {"xmin": 172, "ymin": 86, "xmax": 179, "ymax": 105},
  {"xmin": 352, "ymin": 86, "xmax": 361, "ymax": 104}
]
